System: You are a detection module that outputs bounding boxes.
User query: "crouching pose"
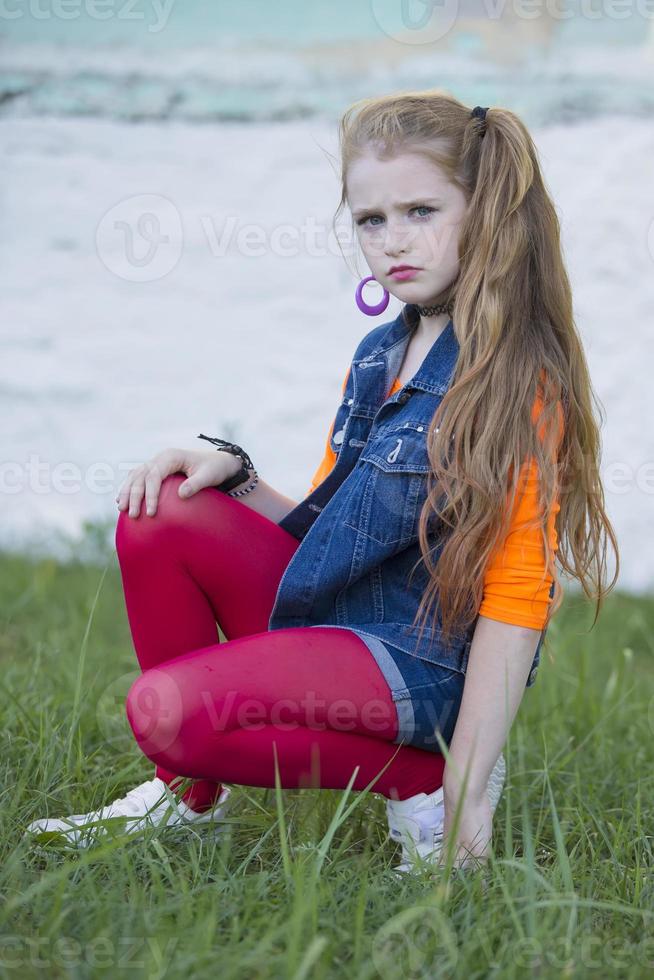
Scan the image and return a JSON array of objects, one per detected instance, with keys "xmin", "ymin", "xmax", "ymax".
[{"xmin": 26, "ymin": 91, "xmax": 617, "ymax": 874}]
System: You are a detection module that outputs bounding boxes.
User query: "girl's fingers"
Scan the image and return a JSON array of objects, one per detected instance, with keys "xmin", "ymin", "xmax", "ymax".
[
  {"xmin": 127, "ymin": 476, "xmax": 147, "ymax": 517},
  {"xmin": 116, "ymin": 458, "xmax": 180, "ymax": 517},
  {"xmin": 144, "ymin": 469, "xmax": 165, "ymax": 517},
  {"xmin": 116, "ymin": 484, "xmax": 131, "ymax": 510},
  {"xmin": 117, "ymin": 467, "xmax": 142, "ymax": 513}
]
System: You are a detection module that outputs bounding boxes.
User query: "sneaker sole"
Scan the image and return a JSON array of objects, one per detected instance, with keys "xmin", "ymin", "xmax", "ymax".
[
  {"xmin": 26, "ymin": 817, "xmax": 231, "ymax": 854},
  {"xmin": 24, "ymin": 798, "xmax": 232, "ymax": 852}
]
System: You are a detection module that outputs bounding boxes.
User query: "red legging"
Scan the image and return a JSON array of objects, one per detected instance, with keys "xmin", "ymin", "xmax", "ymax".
[{"xmin": 115, "ymin": 473, "xmax": 445, "ymax": 807}]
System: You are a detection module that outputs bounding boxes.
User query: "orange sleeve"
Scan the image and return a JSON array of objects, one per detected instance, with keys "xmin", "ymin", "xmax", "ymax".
[
  {"xmin": 305, "ymin": 425, "xmax": 339, "ymax": 498},
  {"xmin": 305, "ymin": 369, "xmax": 350, "ymax": 498},
  {"xmin": 479, "ymin": 388, "xmax": 565, "ymax": 630}
]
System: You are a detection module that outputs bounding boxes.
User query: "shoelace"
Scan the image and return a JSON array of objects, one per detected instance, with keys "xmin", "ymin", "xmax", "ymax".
[{"xmin": 114, "ymin": 781, "xmax": 168, "ymax": 816}]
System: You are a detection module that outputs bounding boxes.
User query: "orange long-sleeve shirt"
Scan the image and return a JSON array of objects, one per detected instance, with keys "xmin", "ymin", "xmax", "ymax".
[{"xmin": 306, "ymin": 370, "xmax": 564, "ymax": 630}]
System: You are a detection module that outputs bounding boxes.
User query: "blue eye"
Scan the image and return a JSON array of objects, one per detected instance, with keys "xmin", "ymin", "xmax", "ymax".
[
  {"xmin": 356, "ymin": 215, "xmax": 383, "ymax": 227},
  {"xmin": 356, "ymin": 206, "xmax": 436, "ymax": 227}
]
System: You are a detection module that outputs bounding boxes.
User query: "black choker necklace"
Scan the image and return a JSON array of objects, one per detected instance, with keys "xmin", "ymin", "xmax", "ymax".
[{"xmin": 416, "ymin": 300, "xmax": 454, "ymax": 317}]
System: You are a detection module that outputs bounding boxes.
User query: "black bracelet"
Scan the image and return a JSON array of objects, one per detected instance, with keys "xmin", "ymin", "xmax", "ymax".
[
  {"xmin": 197, "ymin": 433, "xmax": 258, "ymax": 495},
  {"xmin": 225, "ymin": 472, "xmax": 260, "ymax": 497}
]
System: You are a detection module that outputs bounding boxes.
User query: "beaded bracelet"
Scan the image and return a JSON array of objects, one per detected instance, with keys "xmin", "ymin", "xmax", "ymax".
[{"xmin": 226, "ymin": 472, "xmax": 259, "ymax": 498}]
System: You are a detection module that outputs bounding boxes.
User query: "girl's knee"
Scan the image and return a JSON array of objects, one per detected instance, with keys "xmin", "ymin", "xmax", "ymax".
[{"xmin": 125, "ymin": 668, "xmax": 185, "ymax": 760}]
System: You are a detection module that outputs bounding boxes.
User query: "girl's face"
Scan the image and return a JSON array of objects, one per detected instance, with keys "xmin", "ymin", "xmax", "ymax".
[{"xmin": 347, "ymin": 148, "xmax": 469, "ymax": 305}]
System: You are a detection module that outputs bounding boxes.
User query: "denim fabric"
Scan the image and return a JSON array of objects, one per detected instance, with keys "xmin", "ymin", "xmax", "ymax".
[
  {"xmin": 269, "ymin": 303, "xmax": 547, "ymax": 690},
  {"xmin": 378, "ymin": 638, "xmax": 466, "ymax": 753}
]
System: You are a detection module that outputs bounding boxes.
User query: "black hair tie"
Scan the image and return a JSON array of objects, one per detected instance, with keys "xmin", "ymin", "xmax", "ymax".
[{"xmin": 470, "ymin": 105, "xmax": 489, "ymax": 138}]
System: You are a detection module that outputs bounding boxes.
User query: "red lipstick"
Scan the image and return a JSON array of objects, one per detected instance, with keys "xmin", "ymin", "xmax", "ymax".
[{"xmin": 388, "ymin": 265, "xmax": 421, "ymax": 281}]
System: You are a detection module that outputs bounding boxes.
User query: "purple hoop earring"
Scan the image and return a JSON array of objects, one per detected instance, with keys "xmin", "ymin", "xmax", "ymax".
[{"xmin": 355, "ymin": 275, "xmax": 390, "ymax": 316}]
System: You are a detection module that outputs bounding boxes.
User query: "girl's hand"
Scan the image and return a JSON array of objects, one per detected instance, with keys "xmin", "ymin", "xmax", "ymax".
[
  {"xmin": 439, "ymin": 789, "xmax": 493, "ymax": 871},
  {"xmin": 116, "ymin": 448, "xmax": 239, "ymax": 518}
]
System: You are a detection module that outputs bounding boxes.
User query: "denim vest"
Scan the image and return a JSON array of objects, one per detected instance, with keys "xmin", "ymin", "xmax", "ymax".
[{"xmin": 269, "ymin": 304, "xmax": 547, "ymax": 688}]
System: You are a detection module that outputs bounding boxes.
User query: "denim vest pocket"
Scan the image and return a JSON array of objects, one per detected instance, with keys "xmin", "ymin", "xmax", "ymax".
[{"xmin": 344, "ymin": 421, "xmax": 430, "ymax": 546}]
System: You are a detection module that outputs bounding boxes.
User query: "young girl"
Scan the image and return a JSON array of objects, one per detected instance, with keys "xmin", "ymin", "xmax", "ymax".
[{"xmin": 26, "ymin": 91, "xmax": 618, "ymax": 873}]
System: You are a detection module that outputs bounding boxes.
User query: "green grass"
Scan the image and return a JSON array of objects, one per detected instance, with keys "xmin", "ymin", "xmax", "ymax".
[{"xmin": 1, "ymin": 523, "xmax": 653, "ymax": 979}]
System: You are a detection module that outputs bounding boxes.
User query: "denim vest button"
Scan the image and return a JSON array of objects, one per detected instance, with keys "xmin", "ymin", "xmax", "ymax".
[
  {"xmin": 347, "ymin": 398, "xmax": 353, "ymax": 405},
  {"xmin": 333, "ymin": 429, "xmax": 344, "ymax": 445}
]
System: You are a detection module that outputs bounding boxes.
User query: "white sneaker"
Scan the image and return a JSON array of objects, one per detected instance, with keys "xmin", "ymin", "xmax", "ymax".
[
  {"xmin": 24, "ymin": 778, "xmax": 232, "ymax": 851},
  {"xmin": 386, "ymin": 752, "xmax": 506, "ymax": 875}
]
